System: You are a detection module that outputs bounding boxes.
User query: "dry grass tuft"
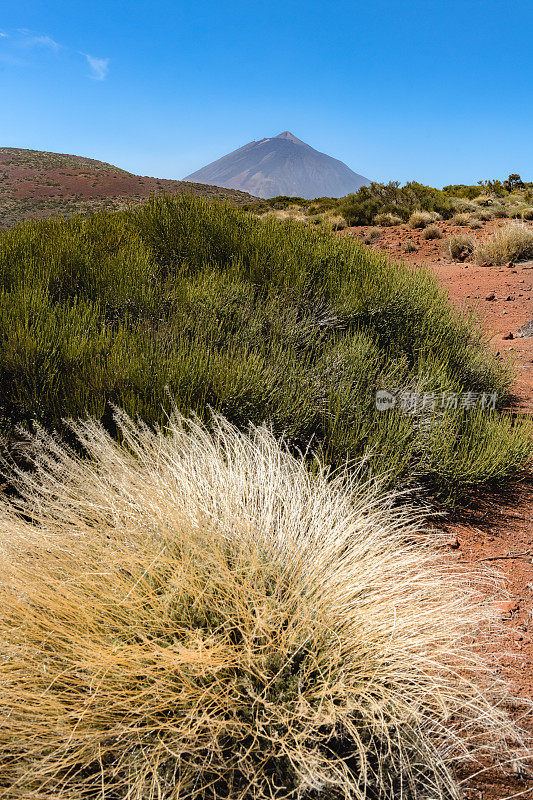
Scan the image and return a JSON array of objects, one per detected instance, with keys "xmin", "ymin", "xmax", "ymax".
[
  {"xmin": 421, "ymin": 223, "xmax": 443, "ymax": 240},
  {"xmin": 408, "ymin": 210, "xmax": 435, "ymax": 229},
  {"xmin": 474, "ymin": 223, "xmax": 533, "ymax": 265},
  {"xmin": 373, "ymin": 212, "xmax": 403, "ymax": 227},
  {"xmin": 444, "ymin": 234, "xmax": 476, "ymax": 260},
  {"xmin": 0, "ymin": 410, "xmax": 529, "ymax": 799}
]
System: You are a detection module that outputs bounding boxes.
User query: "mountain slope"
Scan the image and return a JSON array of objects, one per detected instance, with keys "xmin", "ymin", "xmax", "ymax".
[
  {"xmin": 0, "ymin": 148, "xmax": 258, "ymax": 228},
  {"xmin": 184, "ymin": 131, "xmax": 370, "ymax": 199}
]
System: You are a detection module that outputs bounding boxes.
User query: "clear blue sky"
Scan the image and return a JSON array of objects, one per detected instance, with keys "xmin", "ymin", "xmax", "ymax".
[{"xmin": 1, "ymin": 0, "xmax": 531, "ymax": 187}]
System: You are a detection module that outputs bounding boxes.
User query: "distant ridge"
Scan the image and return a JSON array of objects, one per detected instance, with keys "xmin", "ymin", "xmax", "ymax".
[
  {"xmin": 0, "ymin": 147, "xmax": 258, "ymax": 229},
  {"xmin": 184, "ymin": 132, "xmax": 370, "ymax": 199}
]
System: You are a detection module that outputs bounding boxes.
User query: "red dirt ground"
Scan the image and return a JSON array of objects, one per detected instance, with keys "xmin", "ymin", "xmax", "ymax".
[{"xmin": 347, "ymin": 219, "xmax": 533, "ymax": 798}]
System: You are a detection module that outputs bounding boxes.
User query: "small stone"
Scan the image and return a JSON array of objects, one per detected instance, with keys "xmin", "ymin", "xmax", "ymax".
[
  {"xmin": 505, "ymin": 295, "xmax": 515, "ymax": 301},
  {"xmin": 492, "ymin": 599, "xmax": 519, "ymax": 618},
  {"xmin": 445, "ymin": 536, "xmax": 460, "ymax": 549},
  {"xmin": 485, "ymin": 293, "xmax": 496, "ymax": 301},
  {"xmin": 503, "ymin": 332, "xmax": 514, "ymax": 340}
]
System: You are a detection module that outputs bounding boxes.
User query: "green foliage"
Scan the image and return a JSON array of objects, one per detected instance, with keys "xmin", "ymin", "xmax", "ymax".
[
  {"xmin": 339, "ymin": 182, "xmax": 454, "ymax": 226},
  {"xmin": 503, "ymin": 173, "xmax": 525, "ymax": 192},
  {"xmin": 0, "ymin": 195, "xmax": 529, "ymax": 503}
]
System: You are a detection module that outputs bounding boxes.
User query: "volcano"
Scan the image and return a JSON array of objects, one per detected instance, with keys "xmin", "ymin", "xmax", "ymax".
[{"xmin": 184, "ymin": 131, "xmax": 370, "ymax": 199}]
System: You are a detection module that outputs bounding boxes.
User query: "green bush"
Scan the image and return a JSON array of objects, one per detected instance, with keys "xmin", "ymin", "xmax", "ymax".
[{"xmin": 0, "ymin": 195, "xmax": 529, "ymax": 503}]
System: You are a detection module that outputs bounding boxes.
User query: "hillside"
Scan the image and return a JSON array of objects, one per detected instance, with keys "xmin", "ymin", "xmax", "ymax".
[
  {"xmin": 184, "ymin": 131, "xmax": 370, "ymax": 199},
  {"xmin": 0, "ymin": 147, "xmax": 258, "ymax": 228}
]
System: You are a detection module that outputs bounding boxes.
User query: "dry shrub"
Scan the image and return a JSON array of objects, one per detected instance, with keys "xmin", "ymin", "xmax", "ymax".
[
  {"xmin": 421, "ymin": 223, "xmax": 443, "ymax": 240},
  {"xmin": 509, "ymin": 206, "xmax": 533, "ymax": 220},
  {"xmin": 362, "ymin": 226, "xmax": 381, "ymax": 244},
  {"xmin": 474, "ymin": 223, "xmax": 533, "ymax": 265},
  {"xmin": 451, "ymin": 212, "xmax": 472, "ymax": 226},
  {"xmin": 408, "ymin": 210, "xmax": 434, "ymax": 228},
  {"xmin": 473, "ymin": 208, "xmax": 495, "ymax": 221},
  {"xmin": 324, "ymin": 213, "xmax": 347, "ymax": 230},
  {"xmin": 444, "ymin": 234, "xmax": 476, "ymax": 260},
  {"xmin": 473, "ymin": 194, "xmax": 493, "ymax": 207},
  {"xmin": 373, "ymin": 212, "xmax": 403, "ymax": 227},
  {"xmin": 0, "ymin": 411, "xmax": 529, "ymax": 800}
]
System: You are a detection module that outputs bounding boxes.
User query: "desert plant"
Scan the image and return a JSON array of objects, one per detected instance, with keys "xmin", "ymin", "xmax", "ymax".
[
  {"xmin": 323, "ymin": 213, "xmax": 347, "ymax": 230},
  {"xmin": 451, "ymin": 212, "xmax": 472, "ymax": 226},
  {"xmin": 0, "ymin": 195, "xmax": 529, "ymax": 503},
  {"xmin": 473, "ymin": 194, "xmax": 493, "ymax": 207},
  {"xmin": 409, "ymin": 210, "xmax": 434, "ymax": 228},
  {"xmin": 0, "ymin": 410, "xmax": 528, "ymax": 799},
  {"xmin": 403, "ymin": 240, "xmax": 418, "ymax": 252},
  {"xmin": 362, "ymin": 226, "xmax": 381, "ymax": 243},
  {"xmin": 444, "ymin": 234, "xmax": 476, "ymax": 260},
  {"xmin": 473, "ymin": 207, "xmax": 495, "ymax": 221},
  {"xmin": 474, "ymin": 223, "xmax": 533, "ymax": 265},
  {"xmin": 373, "ymin": 212, "xmax": 403, "ymax": 226},
  {"xmin": 421, "ymin": 224, "xmax": 443, "ymax": 240}
]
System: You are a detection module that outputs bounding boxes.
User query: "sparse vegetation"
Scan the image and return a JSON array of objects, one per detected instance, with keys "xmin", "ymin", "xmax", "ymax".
[
  {"xmin": 409, "ymin": 210, "xmax": 435, "ymax": 228},
  {"xmin": 443, "ymin": 234, "xmax": 476, "ymax": 260},
  {"xmin": 373, "ymin": 211, "xmax": 403, "ymax": 226},
  {"xmin": 421, "ymin": 223, "xmax": 443, "ymax": 239},
  {"xmin": 0, "ymin": 194, "xmax": 530, "ymax": 503},
  {"xmin": 452, "ymin": 212, "xmax": 472, "ymax": 226},
  {"xmin": 474, "ymin": 223, "xmax": 533, "ymax": 265},
  {"xmin": 0, "ymin": 411, "xmax": 528, "ymax": 799}
]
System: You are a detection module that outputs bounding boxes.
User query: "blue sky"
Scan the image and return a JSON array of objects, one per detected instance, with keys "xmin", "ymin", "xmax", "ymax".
[{"xmin": 1, "ymin": 0, "xmax": 531, "ymax": 187}]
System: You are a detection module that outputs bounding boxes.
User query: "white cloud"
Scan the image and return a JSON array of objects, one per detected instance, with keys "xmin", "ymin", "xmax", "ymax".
[
  {"xmin": 18, "ymin": 29, "xmax": 59, "ymax": 49},
  {"xmin": 82, "ymin": 53, "xmax": 109, "ymax": 81},
  {"xmin": 0, "ymin": 32, "xmax": 8, "ymax": 38}
]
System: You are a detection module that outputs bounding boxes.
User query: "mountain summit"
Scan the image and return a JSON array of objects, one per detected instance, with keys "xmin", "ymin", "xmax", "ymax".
[{"xmin": 184, "ymin": 132, "xmax": 370, "ymax": 199}]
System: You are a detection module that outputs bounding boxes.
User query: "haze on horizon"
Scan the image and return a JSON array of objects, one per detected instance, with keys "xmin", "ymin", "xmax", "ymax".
[{"xmin": 1, "ymin": 0, "xmax": 532, "ymax": 189}]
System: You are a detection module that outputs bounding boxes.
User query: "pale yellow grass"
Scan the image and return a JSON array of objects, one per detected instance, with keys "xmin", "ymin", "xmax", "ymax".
[
  {"xmin": 0, "ymin": 410, "xmax": 529, "ymax": 799},
  {"xmin": 474, "ymin": 222, "xmax": 533, "ymax": 264}
]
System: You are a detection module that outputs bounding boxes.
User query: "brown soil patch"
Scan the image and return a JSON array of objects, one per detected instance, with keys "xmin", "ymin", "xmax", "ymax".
[
  {"xmin": 0, "ymin": 147, "xmax": 258, "ymax": 228},
  {"xmin": 346, "ymin": 218, "xmax": 533, "ymax": 798}
]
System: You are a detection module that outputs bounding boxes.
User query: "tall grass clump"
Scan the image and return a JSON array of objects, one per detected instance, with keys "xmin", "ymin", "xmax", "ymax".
[
  {"xmin": 474, "ymin": 223, "xmax": 533, "ymax": 264},
  {"xmin": 444, "ymin": 234, "xmax": 476, "ymax": 260},
  {"xmin": 0, "ymin": 410, "xmax": 529, "ymax": 799},
  {"xmin": 0, "ymin": 194, "xmax": 530, "ymax": 503}
]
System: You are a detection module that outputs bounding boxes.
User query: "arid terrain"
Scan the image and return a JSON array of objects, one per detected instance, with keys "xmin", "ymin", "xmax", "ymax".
[
  {"xmin": 0, "ymin": 147, "xmax": 258, "ymax": 228},
  {"xmin": 346, "ymin": 218, "xmax": 533, "ymax": 409},
  {"xmin": 346, "ymin": 218, "xmax": 533, "ymax": 799}
]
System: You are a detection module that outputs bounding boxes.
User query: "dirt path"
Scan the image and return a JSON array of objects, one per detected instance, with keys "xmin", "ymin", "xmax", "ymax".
[{"xmin": 347, "ymin": 222, "xmax": 533, "ymax": 798}]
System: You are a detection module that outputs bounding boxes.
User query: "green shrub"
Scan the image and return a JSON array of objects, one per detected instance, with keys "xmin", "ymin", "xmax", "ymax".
[{"xmin": 0, "ymin": 195, "xmax": 528, "ymax": 503}]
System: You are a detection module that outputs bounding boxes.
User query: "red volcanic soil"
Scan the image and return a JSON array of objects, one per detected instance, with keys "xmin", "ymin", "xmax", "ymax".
[
  {"xmin": 346, "ymin": 218, "xmax": 533, "ymax": 798},
  {"xmin": 347, "ymin": 218, "xmax": 533, "ymax": 410},
  {"xmin": 0, "ymin": 147, "xmax": 258, "ymax": 227}
]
